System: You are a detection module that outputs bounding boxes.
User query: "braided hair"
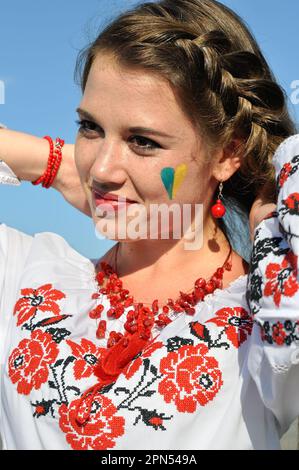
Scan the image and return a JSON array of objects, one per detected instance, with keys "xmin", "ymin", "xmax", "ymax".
[{"xmin": 75, "ymin": 0, "xmax": 297, "ymax": 214}]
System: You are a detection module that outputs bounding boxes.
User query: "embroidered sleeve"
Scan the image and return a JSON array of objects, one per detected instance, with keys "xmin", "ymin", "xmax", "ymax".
[
  {"xmin": 247, "ymin": 134, "xmax": 299, "ymax": 437},
  {"xmin": 0, "ymin": 160, "xmax": 21, "ymax": 186},
  {"xmin": 0, "ymin": 125, "xmax": 21, "ymax": 186}
]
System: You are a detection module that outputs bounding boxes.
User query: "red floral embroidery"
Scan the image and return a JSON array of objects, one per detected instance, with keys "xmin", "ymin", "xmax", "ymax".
[
  {"xmin": 35, "ymin": 405, "xmax": 46, "ymax": 416},
  {"xmin": 32, "ymin": 399, "xmax": 50, "ymax": 418},
  {"xmin": 59, "ymin": 394, "xmax": 125, "ymax": 450},
  {"xmin": 206, "ymin": 307, "xmax": 253, "ymax": 348},
  {"xmin": 282, "ymin": 192, "xmax": 299, "ymax": 216},
  {"xmin": 190, "ymin": 322, "xmax": 206, "ymax": 339},
  {"xmin": 271, "ymin": 321, "xmax": 287, "ymax": 346},
  {"xmin": 66, "ymin": 338, "xmax": 106, "ymax": 380},
  {"xmin": 279, "ymin": 162, "xmax": 292, "ymax": 188},
  {"xmin": 8, "ymin": 329, "xmax": 59, "ymax": 395},
  {"xmin": 260, "ymin": 319, "xmax": 299, "ymax": 346},
  {"xmin": 264, "ymin": 252, "xmax": 299, "ymax": 307},
  {"xmin": 146, "ymin": 413, "xmax": 171, "ymax": 430},
  {"xmin": 158, "ymin": 343, "xmax": 223, "ymax": 412},
  {"xmin": 13, "ymin": 283, "xmax": 66, "ymax": 326},
  {"xmin": 123, "ymin": 341, "xmax": 163, "ymax": 380}
]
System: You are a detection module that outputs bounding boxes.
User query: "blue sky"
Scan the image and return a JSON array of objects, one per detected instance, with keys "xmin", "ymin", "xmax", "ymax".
[{"xmin": 0, "ymin": 0, "xmax": 298, "ymax": 260}]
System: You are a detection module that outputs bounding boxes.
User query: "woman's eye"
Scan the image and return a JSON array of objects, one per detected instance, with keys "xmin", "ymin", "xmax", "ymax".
[
  {"xmin": 75, "ymin": 119, "xmax": 161, "ymax": 154},
  {"xmin": 76, "ymin": 119, "xmax": 101, "ymax": 135},
  {"xmin": 129, "ymin": 135, "xmax": 160, "ymax": 153}
]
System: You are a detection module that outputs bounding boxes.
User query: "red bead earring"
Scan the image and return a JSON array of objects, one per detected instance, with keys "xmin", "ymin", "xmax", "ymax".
[{"xmin": 211, "ymin": 182, "xmax": 226, "ymax": 219}]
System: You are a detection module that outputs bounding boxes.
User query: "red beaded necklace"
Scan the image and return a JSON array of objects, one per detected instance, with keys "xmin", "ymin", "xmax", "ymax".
[
  {"xmin": 90, "ymin": 242, "xmax": 233, "ymax": 347},
  {"xmin": 75, "ymin": 242, "xmax": 233, "ymax": 425}
]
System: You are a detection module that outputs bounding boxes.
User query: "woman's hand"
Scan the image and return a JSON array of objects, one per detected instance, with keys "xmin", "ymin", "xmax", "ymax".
[
  {"xmin": 53, "ymin": 144, "xmax": 92, "ymax": 218},
  {"xmin": 249, "ymin": 196, "xmax": 277, "ymax": 242}
]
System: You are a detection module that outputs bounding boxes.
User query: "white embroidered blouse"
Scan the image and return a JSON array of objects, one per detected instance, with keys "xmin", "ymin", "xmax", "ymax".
[{"xmin": 0, "ymin": 133, "xmax": 298, "ymax": 450}]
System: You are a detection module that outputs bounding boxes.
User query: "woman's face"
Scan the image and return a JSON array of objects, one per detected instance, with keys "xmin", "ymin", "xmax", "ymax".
[{"xmin": 75, "ymin": 53, "xmax": 217, "ymax": 242}]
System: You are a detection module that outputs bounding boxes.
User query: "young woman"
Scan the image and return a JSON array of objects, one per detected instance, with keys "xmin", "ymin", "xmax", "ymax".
[{"xmin": 0, "ymin": 0, "xmax": 298, "ymax": 450}]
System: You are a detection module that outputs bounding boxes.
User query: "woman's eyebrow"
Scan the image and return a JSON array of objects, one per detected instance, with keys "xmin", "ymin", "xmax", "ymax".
[{"xmin": 76, "ymin": 107, "xmax": 178, "ymax": 140}]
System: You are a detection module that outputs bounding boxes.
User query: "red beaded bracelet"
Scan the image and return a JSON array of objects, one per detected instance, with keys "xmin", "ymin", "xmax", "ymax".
[
  {"xmin": 44, "ymin": 137, "xmax": 64, "ymax": 188},
  {"xmin": 32, "ymin": 136, "xmax": 65, "ymax": 188}
]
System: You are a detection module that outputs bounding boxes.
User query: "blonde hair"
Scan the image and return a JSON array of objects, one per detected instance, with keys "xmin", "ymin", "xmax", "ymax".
[{"xmin": 75, "ymin": 0, "xmax": 297, "ymax": 212}]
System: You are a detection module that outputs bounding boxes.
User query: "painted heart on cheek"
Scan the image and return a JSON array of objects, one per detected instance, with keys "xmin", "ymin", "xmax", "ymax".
[{"xmin": 160, "ymin": 164, "xmax": 188, "ymax": 200}]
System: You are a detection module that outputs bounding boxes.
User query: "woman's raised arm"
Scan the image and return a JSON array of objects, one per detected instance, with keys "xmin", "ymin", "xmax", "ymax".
[
  {"xmin": 0, "ymin": 128, "xmax": 51, "ymax": 182},
  {"xmin": 0, "ymin": 129, "xmax": 91, "ymax": 217}
]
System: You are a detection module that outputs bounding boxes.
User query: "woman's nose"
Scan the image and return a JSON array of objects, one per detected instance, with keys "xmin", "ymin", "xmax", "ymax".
[{"xmin": 90, "ymin": 140, "xmax": 128, "ymax": 186}]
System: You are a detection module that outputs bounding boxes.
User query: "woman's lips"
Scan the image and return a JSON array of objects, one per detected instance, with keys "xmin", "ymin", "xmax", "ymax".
[{"xmin": 92, "ymin": 190, "xmax": 136, "ymax": 211}]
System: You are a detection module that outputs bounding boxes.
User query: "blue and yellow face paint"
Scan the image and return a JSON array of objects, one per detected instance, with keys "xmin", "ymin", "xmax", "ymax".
[{"xmin": 160, "ymin": 164, "xmax": 188, "ymax": 200}]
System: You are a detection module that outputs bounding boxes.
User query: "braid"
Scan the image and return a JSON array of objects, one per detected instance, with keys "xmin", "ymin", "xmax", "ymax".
[{"xmin": 173, "ymin": 29, "xmax": 291, "ymax": 198}]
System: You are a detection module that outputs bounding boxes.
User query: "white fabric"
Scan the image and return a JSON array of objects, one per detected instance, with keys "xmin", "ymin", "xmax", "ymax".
[
  {"xmin": 0, "ymin": 161, "xmax": 21, "ymax": 186},
  {"xmin": 0, "ymin": 136, "xmax": 298, "ymax": 450},
  {"xmin": 0, "ymin": 125, "xmax": 21, "ymax": 185}
]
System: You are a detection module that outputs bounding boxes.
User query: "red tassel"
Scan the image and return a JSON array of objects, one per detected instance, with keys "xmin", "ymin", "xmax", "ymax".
[{"xmin": 93, "ymin": 333, "xmax": 148, "ymax": 381}]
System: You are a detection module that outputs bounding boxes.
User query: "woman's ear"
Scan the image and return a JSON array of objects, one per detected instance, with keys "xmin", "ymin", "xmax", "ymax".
[{"xmin": 211, "ymin": 138, "xmax": 243, "ymax": 182}]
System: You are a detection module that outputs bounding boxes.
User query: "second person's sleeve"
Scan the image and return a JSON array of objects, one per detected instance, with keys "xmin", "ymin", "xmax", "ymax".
[{"xmin": 246, "ymin": 134, "xmax": 299, "ymax": 437}]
